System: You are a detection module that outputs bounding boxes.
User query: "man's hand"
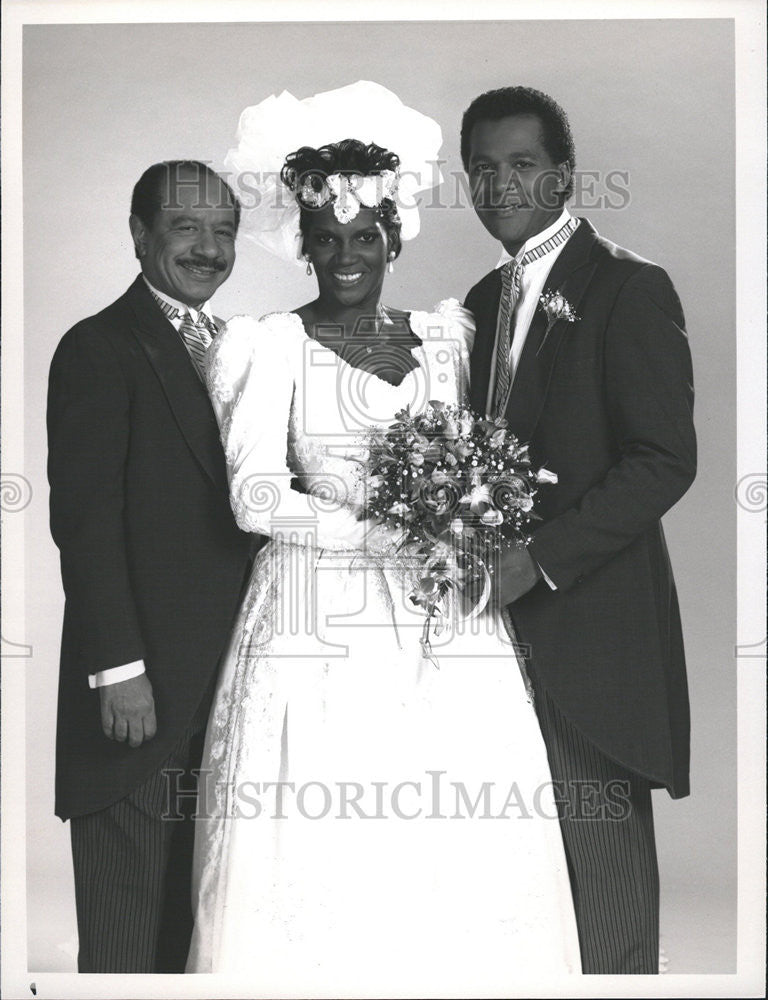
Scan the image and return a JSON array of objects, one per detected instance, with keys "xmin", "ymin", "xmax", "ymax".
[
  {"xmin": 456, "ymin": 567, "xmax": 487, "ymax": 618},
  {"xmin": 99, "ymin": 673, "xmax": 157, "ymax": 748},
  {"xmin": 494, "ymin": 544, "xmax": 543, "ymax": 606}
]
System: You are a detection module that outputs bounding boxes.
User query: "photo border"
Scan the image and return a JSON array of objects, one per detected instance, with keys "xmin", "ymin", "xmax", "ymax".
[{"xmin": 2, "ymin": 1, "xmax": 765, "ymax": 997}]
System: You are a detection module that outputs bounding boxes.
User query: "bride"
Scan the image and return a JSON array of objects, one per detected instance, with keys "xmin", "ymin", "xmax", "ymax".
[{"xmin": 186, "ymin": 83, "xmax": 580, "ymax": 994}]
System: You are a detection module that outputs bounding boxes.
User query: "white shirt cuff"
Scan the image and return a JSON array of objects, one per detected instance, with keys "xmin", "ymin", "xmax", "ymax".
[
  {"xmin": 88, "ymin": 660, "xmax": 146, "ymax": 689},
  {"xmin": 536, "ymin": 562, "xmax": 558, "ymax": 591}
]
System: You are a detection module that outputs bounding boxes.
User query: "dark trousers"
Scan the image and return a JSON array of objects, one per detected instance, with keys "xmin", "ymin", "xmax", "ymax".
[
  {"xmin": 70, "ymin": 725, "xmax": 205, "ymax": 973},
  {"xmin": 532, "ymin": 681, "xmax": 660, "ymax": 974}
]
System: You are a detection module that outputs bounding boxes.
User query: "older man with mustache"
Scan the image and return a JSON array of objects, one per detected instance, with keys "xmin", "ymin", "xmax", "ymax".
[{"xmin": 47, "ymin": 161, "xmax": 252, "ymax": 972}]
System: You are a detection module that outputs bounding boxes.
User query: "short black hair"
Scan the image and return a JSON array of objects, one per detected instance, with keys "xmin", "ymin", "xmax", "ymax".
[
  {"xmin": 281, "ymin": 139, "xmax": 403, "ymax": 259},
  {"xmin": 460, "ymin": 87, "xmax": 575, "ymax": 199},
  {"xmin": 130, "ymin": 160, "xmax": 241, "ymax": 230}
]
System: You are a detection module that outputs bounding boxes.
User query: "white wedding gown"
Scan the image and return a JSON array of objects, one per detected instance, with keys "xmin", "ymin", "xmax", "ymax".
[{"xmin": 186, "ymin": 301, "xmax": 581, "ymax": 993}]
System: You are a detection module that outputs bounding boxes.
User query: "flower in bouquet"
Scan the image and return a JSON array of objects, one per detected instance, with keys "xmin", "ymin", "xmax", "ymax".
[{"xmin": 362, "ymin": 401, "xmax": 557, "ymax": 665}]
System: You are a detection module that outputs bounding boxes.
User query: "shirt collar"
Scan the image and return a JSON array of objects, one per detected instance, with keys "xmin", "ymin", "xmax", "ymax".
[
  {"xmin": 495, "ymin": 208, "xmax": 573, "ymax": 269},
  {"xmin": 142, "ymin": 276, "xmax": 213, "ymax": 322}
]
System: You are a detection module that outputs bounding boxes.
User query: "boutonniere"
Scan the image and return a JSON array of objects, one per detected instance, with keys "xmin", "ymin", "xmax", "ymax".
[{"xmin": 536, "ymin": 290, "xmax": 579, "ymax": 355}]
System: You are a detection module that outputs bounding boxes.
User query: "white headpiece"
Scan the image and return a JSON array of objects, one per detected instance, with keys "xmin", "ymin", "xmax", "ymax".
[{"xmin": 223, "ymin": 81, "xmax": 443, "ymax": 263}]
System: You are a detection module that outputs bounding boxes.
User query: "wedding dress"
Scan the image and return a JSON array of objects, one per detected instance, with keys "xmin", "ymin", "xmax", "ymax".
[{"xmin": 186, "ymin": 300, "xmax": 581, "ymax": 993}]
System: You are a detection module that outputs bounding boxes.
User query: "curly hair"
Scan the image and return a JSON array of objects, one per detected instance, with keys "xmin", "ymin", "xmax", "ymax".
[
  {"xmin": 460, "ymin": 87, "xmax": 575, "ymax": 200},
  {"xmin": 281, "ymin": 139, "xmax": 403, "ymax": 258}
]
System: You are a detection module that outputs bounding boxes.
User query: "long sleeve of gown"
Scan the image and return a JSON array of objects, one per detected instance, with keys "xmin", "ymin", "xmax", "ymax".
[
  {"xmin": 409, "ymin": 298, "xmax": 476, "ymax": 409},
  {"xmin": 435, "ymin": 297, "xmax": 475, "ymax": 405},
  {"xmin": 206, "ymin": 313, "xmax": 369, "ymax": 550}
]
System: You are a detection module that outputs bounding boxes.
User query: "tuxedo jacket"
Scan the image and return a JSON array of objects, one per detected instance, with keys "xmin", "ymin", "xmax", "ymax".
[
  {"xmin": 465, "ymin": 219, "xmax": 696, "ymax": 797},
  {"xmin": 48, "ymin": 276, "xmax": 252, "ymax": 819}
]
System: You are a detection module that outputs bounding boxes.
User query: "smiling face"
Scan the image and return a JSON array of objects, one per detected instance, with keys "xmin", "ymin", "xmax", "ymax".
[
  {"xmin": 466, "ymin": 114, "xmax": 571, "ymax": 255},
  {"xmin": 130, "ymin": 166, "xmax": 237, "ymax": 307},
  {"xmin": 302, "ymin": 204, "xmax": 390, "ymax": 313}
]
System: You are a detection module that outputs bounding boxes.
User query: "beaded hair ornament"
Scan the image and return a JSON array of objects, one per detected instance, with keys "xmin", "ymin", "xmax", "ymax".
[{"xmin": 282, "ymin": 164, "xmax": 400, "ymax": 226}]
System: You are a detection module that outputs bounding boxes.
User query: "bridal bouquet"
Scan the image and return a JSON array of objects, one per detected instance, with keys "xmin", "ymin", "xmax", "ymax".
[{"xmin": 362, "ymin": 401, "xmax": 557, "ymax": 661}]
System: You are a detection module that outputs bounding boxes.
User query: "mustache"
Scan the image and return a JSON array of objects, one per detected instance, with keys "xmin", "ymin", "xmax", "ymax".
[{"xmin": 178, "ymin": 257, "xmax": 228, "ymax": 272}]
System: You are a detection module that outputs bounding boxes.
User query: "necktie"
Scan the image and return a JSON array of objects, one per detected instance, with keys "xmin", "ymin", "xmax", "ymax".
[
  {"xmin": 178, "ymin": 310, "xmax": 216, "ymax": 383},
  {"xmin": 491, "ymin": 258, "xmax": 523, "ymax": 418},
  {"xmin": 149, "ymin": 289, "xmax": 216, "ymax": 383},
  {"xmin": 490, "ymin": 216, "xmax": 580, "ymax": 417}
]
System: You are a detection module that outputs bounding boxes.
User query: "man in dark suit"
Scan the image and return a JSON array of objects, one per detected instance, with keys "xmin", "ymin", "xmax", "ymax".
[
  {"xmin": 47, "ymin": 161, "xmax": 252, "ymax": 972},
  {"xmin": 461, "ymin": 88, "xmax": 696, "ymax": 973}
]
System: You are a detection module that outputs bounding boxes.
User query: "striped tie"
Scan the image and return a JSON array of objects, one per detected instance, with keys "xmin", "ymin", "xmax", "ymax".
[
  {"xmin": 491, "ymin": 259, "xmax": 523, "ymax": 418},
  {"xmin": 490, "ymin": 216, "xmax": 580, "ymax": 418},
  {"xmin": 178, "ymin": 311, "xmax": 216, "ymax": 383},
  {"xmin": 149, "ymin": 290, "xmax": 216, "ymax": 383}
]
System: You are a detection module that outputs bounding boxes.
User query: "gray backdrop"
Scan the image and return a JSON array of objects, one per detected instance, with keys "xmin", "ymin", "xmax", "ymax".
[{"xmin": 23, "ymin": 18, "xmax": 735, "ymax": 974}]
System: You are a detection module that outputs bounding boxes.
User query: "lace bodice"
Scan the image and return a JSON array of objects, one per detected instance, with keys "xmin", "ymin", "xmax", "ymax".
[{"xmin": 206, "ymin": 300, "xmax": 475, "ymax": 550}]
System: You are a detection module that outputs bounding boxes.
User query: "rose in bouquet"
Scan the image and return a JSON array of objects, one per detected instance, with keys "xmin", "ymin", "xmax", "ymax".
[{"xmin": 362, "ymin": 401, "xmax": 557, "ymax": 663}]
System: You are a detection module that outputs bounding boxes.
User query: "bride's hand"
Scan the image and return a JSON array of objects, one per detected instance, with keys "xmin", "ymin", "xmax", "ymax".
[{"xmin": 360, "ymin": 519, "xmax": 407, "ymax": 558}]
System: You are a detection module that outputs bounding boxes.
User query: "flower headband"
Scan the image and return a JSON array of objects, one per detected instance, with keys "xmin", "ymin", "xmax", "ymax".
[
  {"xmin": 283, "ymin": 166, "xmax": 400, "ymax": 225},
  {"xmin": 223, "ymin": 81, "xmax": 443, "ymax": 263}
]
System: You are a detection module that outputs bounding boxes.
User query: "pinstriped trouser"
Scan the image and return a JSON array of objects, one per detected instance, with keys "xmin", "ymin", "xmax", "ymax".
[
  {"xmin": 532, "ymin": 681, "xmax": 660, "ymax": 974},
  {"xmin": 69, "ymin": 724, "xmax": 205, "ymax": 973}
]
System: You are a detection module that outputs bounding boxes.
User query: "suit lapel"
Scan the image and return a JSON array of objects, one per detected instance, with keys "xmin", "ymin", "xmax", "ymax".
[
  {"xmin": 125, "ymin": 276, "xmax": 228, "ymax": 493},
  {"xmin": 468, "ymin": 270, "xmax": 502, "ymax": 416},
  {"xmin": 505, "ymin": 220, "xmax": 599, "ymax": 442}
]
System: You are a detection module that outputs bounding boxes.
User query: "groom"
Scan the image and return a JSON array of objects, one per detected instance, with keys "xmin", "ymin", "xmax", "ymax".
[
  {"xmin": 47, "ymin": 161, "xmax": 252, "ymax": 972},
  {"xmin": 461, "ymin": 87, "xmax": 696, "ymax": 974}
]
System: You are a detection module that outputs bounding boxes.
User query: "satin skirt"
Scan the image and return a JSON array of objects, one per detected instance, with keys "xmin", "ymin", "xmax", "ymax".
[{"xmin": 186, "ymin": 539, "xmax": 580, "ymax": 994}]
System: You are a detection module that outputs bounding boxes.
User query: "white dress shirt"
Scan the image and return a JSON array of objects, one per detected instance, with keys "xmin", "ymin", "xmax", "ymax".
[
  {"xmin": 88, "ymin": 279, "xmax": 215, "ymax": 689},
  {"xmin": 142, "ymin": 276, "xmax": 216, "ymax": 332},
  {"xmin": 496, "ymin": 208, "xmax": 575, "ymax": 378},
  {"xmin": 495, "ymin": 209, "xmax": 577, "ymax": 591}
]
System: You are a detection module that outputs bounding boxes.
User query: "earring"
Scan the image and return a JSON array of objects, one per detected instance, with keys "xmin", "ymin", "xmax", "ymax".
[
  {"xmin": 387, "ymin": 253, "xmax": 395, "ymax": 274},
  {"xmin": 304, "ymin": 255, "xmax": 313, "ymax": 276}
]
